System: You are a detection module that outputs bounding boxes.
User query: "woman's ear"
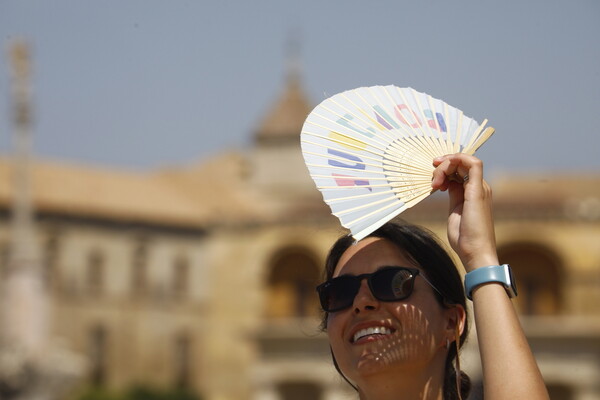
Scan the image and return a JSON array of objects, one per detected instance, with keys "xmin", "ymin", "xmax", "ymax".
[{"xmin": 445, "ymin": 304, "xmax": 466, "ymax": 339}]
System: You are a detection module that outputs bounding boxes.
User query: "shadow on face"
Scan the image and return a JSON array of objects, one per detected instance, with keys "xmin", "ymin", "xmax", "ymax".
[{"xmin": 348, "ymin": 303, "xmax": 439, "ymax": 377}]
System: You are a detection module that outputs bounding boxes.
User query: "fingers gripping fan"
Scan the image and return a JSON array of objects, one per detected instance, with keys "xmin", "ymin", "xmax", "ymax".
[{"xmin": 301, "ymin": 85, "xmax": 494, "ymax": 240}]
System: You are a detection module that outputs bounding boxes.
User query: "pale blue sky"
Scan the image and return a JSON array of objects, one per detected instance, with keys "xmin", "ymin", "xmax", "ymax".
[{"xmin": 1, "ymin": 0, "xmax": 599, "ymax": 175}]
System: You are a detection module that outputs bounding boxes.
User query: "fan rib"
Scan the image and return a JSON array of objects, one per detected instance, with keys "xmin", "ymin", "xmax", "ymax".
[
  {"xmin": 442, "ymin": 102, "xmax": 453, "ymax": 154},
  {"xmin": 305, "ymin": 164, "xmax": 388, "ymax": 176},
  {"xmin": 399, "ymin": 88, "xmax": 441, "ymax": 158},
  {"xmin": 345, "ymin": 197, "xmax": 411, "ymax": 231},
  {"xmin": 316, "ymin": 182, "xmax": 399, "ymax": 190},
  {"xmin": 350, "ymin": 187, "xmax": 429, "ymax": 240},
  {"xmin": 462, "ymin": 119, "xmax": 488, "ymax": 154},
  {"xmin": 301, "ymin": 129, "xmax": 387, "ymax": 155},
  {"xmin": 412, "ymin": 91, "xmax": 447, "ymax": 157},
  {"xmin": 390, "ymin": 184, "xmax": 434, "ymax": 198},
  {"xmin": 325, "ymin": 189, "xmax": 397, "ymax": 203},
  {"xmin": 311, "ymin": 174, "xmax": 391, "ymax": 181},
  {"xmin": 429, "ymin": 94, "xmax": 453, "ymax": 155},
  {"xmin": 345, "ymin": 184, "xmax": 432, "ymax": 227},
  {"xmin": 324, "ymin": 185, "xmax": 428, "ymax": 207},
  {"xmin": 453, "ymin": 110, "xmax": 464, "ymax": 153},
  {"xmin": 466, "ymin": 126, "xmax": 495, "ymax": 155},
  {"xmin": 408, "ymin": 88, "xmax": 449, "ymax": 159},
  {"xmin": 335, "ymin": 195, "xmax": 402, "ymax": 217}
]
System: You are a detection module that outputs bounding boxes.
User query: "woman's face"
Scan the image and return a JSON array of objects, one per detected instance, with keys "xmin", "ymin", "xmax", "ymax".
[{"xmin": 327, "ymin": 237, "xmax": 453, "ymax": 382}]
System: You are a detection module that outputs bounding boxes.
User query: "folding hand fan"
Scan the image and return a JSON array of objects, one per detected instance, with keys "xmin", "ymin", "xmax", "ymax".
[{"xmin": 301, "ymin": 85, "xmax": 494, "ymax": 240}]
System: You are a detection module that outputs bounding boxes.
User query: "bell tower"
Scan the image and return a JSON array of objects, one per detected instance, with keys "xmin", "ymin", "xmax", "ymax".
[{"xmin": 249, "ymin": 37, "xmax": 318, "ymax": 200}]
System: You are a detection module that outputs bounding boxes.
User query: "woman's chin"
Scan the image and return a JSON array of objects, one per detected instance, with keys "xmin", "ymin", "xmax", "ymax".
[
  {"xmin": 348, "ymin": 336, "xmax": 434, "ymax": 379},
  {"xmin": 352, "ymin": 342, "xmax": 406, "ymax": 376}
]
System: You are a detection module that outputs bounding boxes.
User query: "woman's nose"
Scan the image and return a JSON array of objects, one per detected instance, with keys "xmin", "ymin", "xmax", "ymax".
[{"xmin": 353, "ymin": 279, "xmax": 379, "ymax": 313}]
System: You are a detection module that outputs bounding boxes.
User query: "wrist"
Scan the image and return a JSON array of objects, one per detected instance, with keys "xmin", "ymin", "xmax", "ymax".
[
  {"xmin": 462, "ymin": 255, "xmax": 500, "ymax": 273},
  {"xmin": 464, "ymin": 264, "xmax": 517, "ymax": 300}
]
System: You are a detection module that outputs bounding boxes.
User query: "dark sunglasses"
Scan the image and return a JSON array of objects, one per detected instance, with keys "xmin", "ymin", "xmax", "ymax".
[{"xmin": 316, "ymin": 266, "xmax": 440, "ymax": 312}]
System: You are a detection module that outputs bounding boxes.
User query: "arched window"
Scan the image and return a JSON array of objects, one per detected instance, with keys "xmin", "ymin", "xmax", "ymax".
[
  {"xmin": 265, "ymin": 248, "xmax": 321, "ymax": 319},
  {"xmin": 497, "ymin": 243, "xmax": 562, "ymax": 315},
  {"xmin": 87, "ymin": 249, "xmax": 105, "ymax": 296},
  {"xmin": 89, "ymin": 325, "xmax": 108, "ymax": 386}
]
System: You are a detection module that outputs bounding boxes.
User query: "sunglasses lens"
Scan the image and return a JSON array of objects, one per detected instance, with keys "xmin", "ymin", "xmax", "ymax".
[
  {"xmin": 318, "ymin": 268, "xmax": 418, "ymax": 312},
  {"xmin": 319, "ymin": 275, "xmax": 360, "ymax": 312},
  {"xmin": 371, "ymin": 268, "xmax": 416, "ymax": 301}
]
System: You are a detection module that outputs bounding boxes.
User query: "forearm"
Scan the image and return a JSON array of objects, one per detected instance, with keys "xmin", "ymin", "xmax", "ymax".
[
  {"xmin": 432, "ymin": 154, "xmax": 549, "ymax": 398},
  {"xmin": 472, "ymin": 283, "xmax": 549, "ymax": 400}
]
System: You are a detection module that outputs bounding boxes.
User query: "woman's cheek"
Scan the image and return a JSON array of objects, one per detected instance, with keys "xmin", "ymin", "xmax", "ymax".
[{"xmin": 326, "ymin": 313, "xmax": 352, "ymax": 364}]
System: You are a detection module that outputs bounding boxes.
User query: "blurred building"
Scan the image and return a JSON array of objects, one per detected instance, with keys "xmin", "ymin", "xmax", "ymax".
[{"xmin": 0, "ymin": 73, "xmax": 599, "ymax": 400}]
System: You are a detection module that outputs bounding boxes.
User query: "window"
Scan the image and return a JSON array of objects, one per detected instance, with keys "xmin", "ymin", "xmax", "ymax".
[
  {"xmin": 173, "ymin": 333, "xmax": 192, "ymax": 388},
  {"xmin": 87, "ymin": 249, "xmax": 104, "ymax": 296},
  {"xmin": 172, "ymin": 255, "xmax": 190, "ymax": 298},
  {"xmin": 44, "ymin": 232, "xmax": 60, "ymax": 288},
  {"xmin": 498, "ymin": 243, "xmax": 562, "ymax": 315},
  {"xmin": 266, "ymin": 248, "xmax": 321, "ymax": 319},
  {"xmin": 131, "ymin": 240, "xmax": 148, "ymax": 296},
  {"xmin": 89, "ymin": 325, "xmax": 108, "ymax": 386}
]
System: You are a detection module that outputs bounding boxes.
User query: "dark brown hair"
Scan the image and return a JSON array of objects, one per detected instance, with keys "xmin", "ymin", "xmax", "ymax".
[{"xmin": 321, "ymin": 221, "xmax": 471, "ymax": 400}]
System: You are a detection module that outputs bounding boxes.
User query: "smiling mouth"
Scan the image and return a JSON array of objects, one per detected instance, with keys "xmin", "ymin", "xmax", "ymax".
[{"xmin": 352, "ymin": 326, "xmax": 395, "ymax": 344}]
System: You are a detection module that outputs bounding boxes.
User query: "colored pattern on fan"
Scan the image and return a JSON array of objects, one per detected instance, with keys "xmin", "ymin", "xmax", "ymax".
[{"xmin": 301, "ymin": 85, "xmax": 494, "ymax": 240}]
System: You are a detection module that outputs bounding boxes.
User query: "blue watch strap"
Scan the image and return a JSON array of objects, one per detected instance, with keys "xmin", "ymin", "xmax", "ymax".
[{"xmin": 464, "ymin": 264, "xmax": 516, "ymax": 300}]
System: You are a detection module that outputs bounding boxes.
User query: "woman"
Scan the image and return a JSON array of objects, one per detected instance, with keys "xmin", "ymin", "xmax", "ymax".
[{"xmin": 317, "ymin": 154, "xmax": 549, "ymax": 400}]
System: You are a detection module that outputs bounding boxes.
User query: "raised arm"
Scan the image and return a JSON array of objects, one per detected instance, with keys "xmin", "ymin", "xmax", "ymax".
[{"xmin": 431, "ymin": 154, "xmax": 549, "ymax": 400}]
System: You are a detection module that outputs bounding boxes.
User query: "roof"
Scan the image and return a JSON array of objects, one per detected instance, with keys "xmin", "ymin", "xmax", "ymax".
[
  {"xmin": 254, "ymin": 75, "xmax": 313, "ymax": 144},
  {"xmin": 156, "ymin": 152, "xmax": 266, "ymax": 225},
  {"xmin": 0, "ymin": 158, "xmax": 209, "ymax": 228}
]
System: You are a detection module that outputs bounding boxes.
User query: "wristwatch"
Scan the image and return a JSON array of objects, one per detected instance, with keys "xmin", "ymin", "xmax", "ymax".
[{"xmin": 464, "ymin": 264, "xmax": 517, "ymax": 300}]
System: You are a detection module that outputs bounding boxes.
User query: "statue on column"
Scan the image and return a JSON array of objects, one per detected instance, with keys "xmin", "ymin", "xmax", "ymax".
[{"xmin": 0, "ymin": 39, "xmax": 83, "ymax": 400}]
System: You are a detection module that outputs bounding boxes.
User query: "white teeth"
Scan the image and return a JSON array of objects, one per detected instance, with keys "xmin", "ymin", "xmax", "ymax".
[{"xmin": 353, "ymin": 326, "xmax": 392, "ymax": 343}]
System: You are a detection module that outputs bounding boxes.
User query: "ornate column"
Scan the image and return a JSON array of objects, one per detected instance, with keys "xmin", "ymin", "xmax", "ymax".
[
  {"xmin": 0, "ymin": 39, "xmax": 49, "ymax": 400},
  {"xmin": 0, "ymin": 39, "xmax": 82, "ymax": 400}
]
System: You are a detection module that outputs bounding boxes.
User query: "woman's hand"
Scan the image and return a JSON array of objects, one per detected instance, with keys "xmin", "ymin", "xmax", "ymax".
[{"xmin": 431, "ymin": 154, "xmax": 498, "ymax": 271}]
